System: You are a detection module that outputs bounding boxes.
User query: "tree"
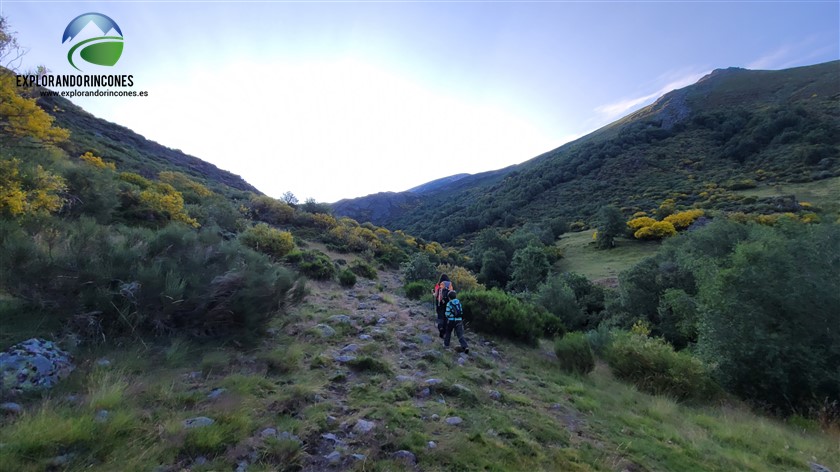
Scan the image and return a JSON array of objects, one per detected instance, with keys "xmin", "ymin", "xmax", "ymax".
[
  {"xmin": 695, "ymin": 222, "xmax": 840, "ymax": 414},
  {"xmin": 594, "ymin": 205, "xmax": 625, "ymax": 249},
  {"xmin": 301, "ymin": 198, "xmax": 331, "ymax": 215},
  {"xmin": 282, "ymin": 191, "xmax": 298, "ymax": 205},
  {"xmin": 507, "ymin": 244, "xmax": 549, "ymax": 292},
  {"xmin": 0, "ymin": 16, "xmax": 25, "ymax": 70},
  {"xmin": 478, "ymin": 248, "xmax": 510, "ymax": 289},
  {"xmin": 536, "ymin": 275, "xmax": 584, "ymax": 330},
  {"xmin": 0, "ymin": 18, "xmax": 69, "ymax": 145}
]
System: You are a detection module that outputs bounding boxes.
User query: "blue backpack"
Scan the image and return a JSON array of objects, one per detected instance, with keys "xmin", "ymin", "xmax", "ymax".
[{"xmin": 448, "ymin": 300, "xmax": 462, "ymax": 319}]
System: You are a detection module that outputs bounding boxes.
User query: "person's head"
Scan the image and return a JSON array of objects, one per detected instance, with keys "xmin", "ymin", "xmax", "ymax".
[
  {"xmin": 448, "ymin": 290, "xmax": 457, "ymax": 300},
  {"xmin": 439, "ymin": 274, "xmax": 450, "ymax": 283}
]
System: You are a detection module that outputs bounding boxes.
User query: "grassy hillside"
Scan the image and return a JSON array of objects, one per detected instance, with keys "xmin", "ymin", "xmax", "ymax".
[
  {"xmin": 554, "ymin": 231, "xmax": 661, "ymax": 283},
  {"xmin": 1, "ymin": 271, "xmax": 837, "ymax": 471},
  {"xmin": 334, "ymin": 61, "xmax": 839, "ymax": 244}
]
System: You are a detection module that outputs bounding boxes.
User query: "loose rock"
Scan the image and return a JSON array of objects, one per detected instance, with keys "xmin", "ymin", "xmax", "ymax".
[
  {"xmin": 325, "ymin": 451, "xmax": 341, "ymax": 465},
  {"xmin": 313, "ymin": 324, "xmax": 336, "ymax": 338},
  {"xmin": 328, "ymin": 315, "xmax": 352, "ymax": 325},
  {"xmin": 392, "ymin": 450, "xmax": 417, "ymax": 464},
  {"xmin": 0, "ymin": 338, "xmax": 75, "ymax": 396},
  {"xmin": 1, "ymin": 402, "xmax": 23, "ymax": 414},
  {"xmin": 183, "ymin": 417, "xmax": 214, "ymax": 429},
  {"xmin": 354, "ymin": 419, "xmax": 375, "ymax": 434}
]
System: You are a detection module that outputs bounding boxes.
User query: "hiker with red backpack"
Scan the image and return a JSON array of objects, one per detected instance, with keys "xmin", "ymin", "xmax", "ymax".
[{"xmin": 432, "ymin": 274, "xmax": 454, "ymax": 338}]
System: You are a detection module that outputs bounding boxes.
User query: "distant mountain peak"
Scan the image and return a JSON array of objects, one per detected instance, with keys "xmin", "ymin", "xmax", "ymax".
[{"xmin": 697, "ymin": 66, "xmax": 747, "ymax": 83}]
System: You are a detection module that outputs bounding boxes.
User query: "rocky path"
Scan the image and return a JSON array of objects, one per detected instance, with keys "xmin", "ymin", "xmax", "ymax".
[{"xmin": 285, "ymin": 271, "xmax": 508, "ymax": 470}]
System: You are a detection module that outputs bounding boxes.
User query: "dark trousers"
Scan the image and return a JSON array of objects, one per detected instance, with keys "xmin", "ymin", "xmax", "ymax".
[
  {"xmin": 444, "ymin": 320, "xmax": 468, "ymax": 349},
  {"xmin": 436, "ymin": 304, "xmax": 447, "ymax": 336}
]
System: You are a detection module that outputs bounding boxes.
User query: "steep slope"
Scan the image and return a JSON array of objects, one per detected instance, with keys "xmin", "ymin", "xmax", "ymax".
[
  {"xmin": 335, "ymin": 61, "xmax": 840, "ymax": 242},
  {"xmin": 35, "ymin": 91, "xmax": 260, "ymax": 196}
]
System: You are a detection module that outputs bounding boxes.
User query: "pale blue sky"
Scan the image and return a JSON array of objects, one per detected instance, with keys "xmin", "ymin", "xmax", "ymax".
[{"xmin": 2, "ymin": 1, "xmax": 838, "ymax": 202}]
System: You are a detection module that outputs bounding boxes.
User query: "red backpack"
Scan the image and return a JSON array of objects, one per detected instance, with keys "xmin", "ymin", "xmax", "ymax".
[{"xmin": 436, "ymin": 281, "xmax": 452, "ymax": 307}]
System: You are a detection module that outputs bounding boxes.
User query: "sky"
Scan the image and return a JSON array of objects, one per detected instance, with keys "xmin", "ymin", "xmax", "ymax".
[{"xmin": 2, "ymin": 1, "xmax": 838, "ymax": 203}]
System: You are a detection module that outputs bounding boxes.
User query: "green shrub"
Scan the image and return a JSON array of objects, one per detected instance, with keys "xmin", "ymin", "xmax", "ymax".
[
  {"xmin": 296, "ymin": 250, "xmax": 336, "ymax": 280},
  {"xmin": 349, "ymin": 260, "xmax": 378, "ymax": 279},
  {"xmin": 536, "ymin": 309, "xmax": 566, "ymax": 339},
  {"xmin": 338, "ymin": 269, "xmax": 357, "ymax": 288},
  {"xmin": 584, "ymin": 325, "xmax": 615, "ymax": 357},
  {"xmin": 605, "ymin": 332, "xmax": 718, "ymax": 402},
  {"xmin": 400, "ymin": 252, "xmax": 437, "ymax": 283},
  {"xmin": 374, "ymin": 245, "xmax": 407, "ymax": 269},
  {"xmin": 284, "ymin": 250, "xmax": 304, "ymax": 264},
  {"xmin": 239, "ymin": 223, "xmax": 295, "ymax": 259},
  {"xmin": 554, "ymin": 332, "xmax": 595, "ymax": 374},
  {"xmin": 404, "ymin": 280, "xmax": 431, "ymax": 300},
  {"xmin": 118, "ymin": 171, "xmax": 151, "ymax": 188},
  {"xmin": 459, "ymin": 289, "xmax": 546, "ymax": 345},
  {"xmin": 248, "ymin": 195, "xmax": 294, "ymax": 225},
  {"xmin": 0, "ymin": 219, "xmax": 303, "ymax": 342}
]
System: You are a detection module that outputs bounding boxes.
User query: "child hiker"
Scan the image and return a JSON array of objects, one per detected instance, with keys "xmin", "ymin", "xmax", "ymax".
[{"xmin": 443, "ymin": 290, "xmax": 469, "ymax": 354}]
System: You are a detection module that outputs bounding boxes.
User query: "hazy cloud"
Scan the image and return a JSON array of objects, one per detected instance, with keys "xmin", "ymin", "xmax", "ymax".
[
  {"xmin": 593, "ymin": 70, "xmax": 708, "ymax": 122},
  {"xmin": 747, "ymin": 45, "xmax": 794, "ymax": 70},
  {"xmin": 747, "ymin": 36, "xmax": 836, "ymax": 71}
]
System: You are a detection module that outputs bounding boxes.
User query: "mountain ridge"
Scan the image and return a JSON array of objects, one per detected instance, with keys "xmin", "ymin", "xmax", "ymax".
[{"xmin": 332, "ymin": 60, "xmax": 840, "ymax": 241}]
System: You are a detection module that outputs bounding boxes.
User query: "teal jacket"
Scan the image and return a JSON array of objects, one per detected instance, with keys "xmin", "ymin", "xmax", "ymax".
[{"xmin": 445, "ymin": 299, "xmax": 463, "ymax": 321}]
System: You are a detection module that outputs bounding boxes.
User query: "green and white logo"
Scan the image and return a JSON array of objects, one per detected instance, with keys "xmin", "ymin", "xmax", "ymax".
[{"xmin": 62, "ymin": 13, "xmax": 123, "ymax": 71}]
